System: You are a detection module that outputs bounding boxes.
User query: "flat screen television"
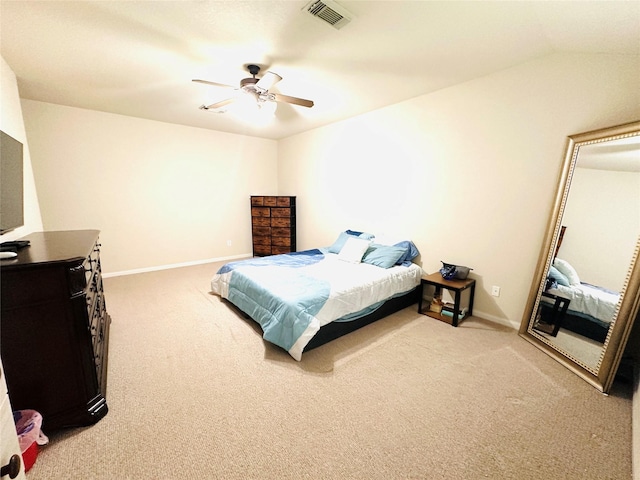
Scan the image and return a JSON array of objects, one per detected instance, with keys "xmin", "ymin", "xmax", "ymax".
[{"xmin": 0, "ymin": 130, "xmax": 24, "ymax": 234}]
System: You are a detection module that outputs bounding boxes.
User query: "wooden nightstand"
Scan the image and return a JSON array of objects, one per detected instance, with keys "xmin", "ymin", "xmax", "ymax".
[
  {"xmin": 418, "ymin": 272, "xmax": 476, "ymax": 327},
  {"xmin": 532, "ymin": 292, "xmax": 570, "ymax": 337}
]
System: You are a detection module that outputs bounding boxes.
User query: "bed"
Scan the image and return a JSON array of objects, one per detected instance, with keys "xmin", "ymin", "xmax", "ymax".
[
  {"xmin": 536, "ymin": 257, "xmax": 620, "ymax": 342},
  {"xmin": 210, "ymin": 231, "xmax": 423, "ymax": 360}
]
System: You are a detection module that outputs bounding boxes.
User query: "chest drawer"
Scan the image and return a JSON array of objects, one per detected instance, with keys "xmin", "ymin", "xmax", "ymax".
[
  {"xmin": 271, "ymin": 207, "xmax": 291, "ymax": 217},
  {"xmin": 272, "ymin": 227, "xmax": 291, "ymax": 237},
  {"xmin": 271, "ymin": 217, "xmax": 291, "ymax": 228},
  {"xmin": 253, "ymin": 236, "xmax": 271, "ymax": 246},
  {"xmin": 251, "ymin": 207, "xmax": 271, "ymax": 217},
  {"xmin": 252, "ymin": 216, "xmax": 271, "ymax": 227}
]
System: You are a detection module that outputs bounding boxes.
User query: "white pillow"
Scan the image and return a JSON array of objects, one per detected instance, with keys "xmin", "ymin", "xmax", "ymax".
[
  {"xmin": 553, "ymin": 258, "xmax": 580, "ymax": 286},
  {"xmin": 337, "ymin": 237, "xmax": 371, "ymax": 263}
]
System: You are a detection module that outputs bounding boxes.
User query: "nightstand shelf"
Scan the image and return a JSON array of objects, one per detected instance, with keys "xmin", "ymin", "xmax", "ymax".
[{"xmin": 418, "ymin": 272, "xmax": 476, "ymax": 327}]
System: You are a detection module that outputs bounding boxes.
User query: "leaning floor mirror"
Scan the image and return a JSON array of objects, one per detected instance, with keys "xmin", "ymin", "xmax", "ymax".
[{"xmin": 520, "ymin": 120, "xmax": 640, "ymax": 394}]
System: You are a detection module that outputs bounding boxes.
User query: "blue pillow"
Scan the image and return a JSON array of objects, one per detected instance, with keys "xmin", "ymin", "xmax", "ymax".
[
  {"xmin": 328, "ymin": 230, "xmax": 374, "ymax": 253},
  {"xmin": 362, "ymin": 244, "xmax": 408, "ymax": 268},
  {"xmin": 328, "ymin": 232, "xmax": 352, "ymax": 253},
  {"xmin": 393, "ymin": 240, "xmax": 420, "ymax": 266},
  {"xmin": 548, "ymin": 265, "xmax": 570, "ymax": 287},
  {"xmin": 346, "ymin": 229, "xmax": 374, "ymax": 240}
]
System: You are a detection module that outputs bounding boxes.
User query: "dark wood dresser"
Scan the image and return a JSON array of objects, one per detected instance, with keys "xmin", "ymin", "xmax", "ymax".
[
  {"xmin": 250, "ymin": 196, "xmax": 296, "ymax": 256},
  {"xmin": 0, "ymin": 230, "xmax": 110, "ymax": 430}
]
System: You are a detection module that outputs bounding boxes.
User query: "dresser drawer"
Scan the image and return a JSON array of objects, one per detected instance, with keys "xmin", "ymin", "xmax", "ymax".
[
  {"xmin": 1, "ymin": 268, "xmax": 68, "ymax": 308},
  {"xmin": 272, "ymin": 227, "xmax": 291, "ymax": 237},
  {"xmin": 68, "ymin": 264, "xmax": 88, "ymax": 296},
  {"xmin": 271, "ymin": 217, "xmax": 291, "ymax": 228},
  {"xmin": 272, "ymin": 237, "xmax": 292, "ymax": 247},
  {"xmin": 252, "ymin": 216, "xmax": 271, "ymax": 227},
  {"xmin": 86, "ymin": 244, "xmax": 100, "ymax": 280},
  {"xmin": 253, "ymin": 226, "xmax": 271, "ymax": 236},
  {"xmin": 253, "ymin": 236, "xmax": 271, "ymax": 246},
  {"xmin": 94, "ymin": 319, "xmax": 106, "ymax": 368},
  {"xmin": 85, "ymin": 267, "xmax": 100, "ymax": 305},
  {"xmin": 276, "ymin": 197, "xmax": 293, "ymax": 207},
  {"xmin": 253, "ymin": 244, "xmax": 272, "ymax": 256},
  {"xmin": 88, "ymin": 293, "xmax": 105, "ymax": 351},
  {"xmin": 251, "ymin": 207, "xmax": 271, "ymax": 217},
  {"xmin": 271, "ymin": 207, "xmax": 291, "ymax": 217}
]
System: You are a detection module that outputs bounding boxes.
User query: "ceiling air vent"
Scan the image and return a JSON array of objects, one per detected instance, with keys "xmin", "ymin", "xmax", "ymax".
[{"xmin": 303, "ymin": 0, "xmax": 352, "ymax": 30}]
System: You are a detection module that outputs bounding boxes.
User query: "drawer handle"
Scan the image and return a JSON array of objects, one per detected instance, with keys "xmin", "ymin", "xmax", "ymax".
[{"xmin": 0, "ymin": 454, "xmax": 22, "ymax": 478}]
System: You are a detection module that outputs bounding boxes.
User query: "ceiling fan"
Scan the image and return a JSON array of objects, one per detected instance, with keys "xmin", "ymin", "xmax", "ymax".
[{"xmin": 193, "ymin": 64, "xmax": 314, "ymax": 112}]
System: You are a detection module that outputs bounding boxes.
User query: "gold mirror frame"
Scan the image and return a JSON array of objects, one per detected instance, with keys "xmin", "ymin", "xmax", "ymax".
[{"xmin": 519, "ymin": 121, "xmax": 640, "ymax": 394}]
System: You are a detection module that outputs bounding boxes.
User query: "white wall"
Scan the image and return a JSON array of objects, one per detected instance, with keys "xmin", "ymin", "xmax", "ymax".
[
  {"xmin": 21, "ymin": 101, "xmax": 278, "ymax": 274},
  {"xmin": 560, "ymin": 167, "xmax": 640, "ymax": 291},
  {"xmin": 0, "ymin": 56, "xmax": 43, "ymax": 240},
  {"xmin": 278, "ymin": 53, "xmax": 640, "ymax": 327},
  {"xmin": 15, "ymin": 52, "xmax": 640, "ymax": 326}
]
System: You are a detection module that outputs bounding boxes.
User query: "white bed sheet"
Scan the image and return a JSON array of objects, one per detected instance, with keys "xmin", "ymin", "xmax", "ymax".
[{"xmin": 547, "ymin": 283, "xmax": 620, "ymax": 324}]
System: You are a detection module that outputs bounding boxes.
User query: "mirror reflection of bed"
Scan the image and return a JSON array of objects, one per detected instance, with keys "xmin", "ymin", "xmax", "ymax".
[{"xmin": 532, "ymin": 225, "xmax": 621, "ymax": 370}]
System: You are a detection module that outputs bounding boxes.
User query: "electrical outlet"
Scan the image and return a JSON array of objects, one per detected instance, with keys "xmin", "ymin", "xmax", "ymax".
[
  {"xmin": 226, "ymin": 240, "xmax": 232, "ymax": 247},
  {"xmin": 491, "ymin": 286, "xmax": 501, "ymax": 297}
]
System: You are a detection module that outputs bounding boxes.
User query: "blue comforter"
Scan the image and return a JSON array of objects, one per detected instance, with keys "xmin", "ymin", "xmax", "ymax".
[
  {"xmin": 211, "ymin": 249, "xmax": 423, "ymax": 360},
  {"xmin": 221, "ymin": 250, "xmax": 329, "ymax": 352}
]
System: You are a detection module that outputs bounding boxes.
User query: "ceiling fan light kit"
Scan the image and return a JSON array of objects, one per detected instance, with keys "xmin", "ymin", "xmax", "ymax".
[{"xmin": 193, "ymin": 64, "xmax": 313, "ymax": 120}]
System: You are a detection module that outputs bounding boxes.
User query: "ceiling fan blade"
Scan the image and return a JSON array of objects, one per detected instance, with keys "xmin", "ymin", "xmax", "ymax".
[
  {"xmin": 192, "ymin": 79, "xmax": 235, "ymax": 89},
  {"xmin": 200, "ymin": 98, "xmax": 236, "ymax": 110},
  {"xmin": 255, "ymin": 71, "xmax": 282, "ymax": 92},
  {"xmin": 273, "ymin": 93, "xmax": 314, "ymax": 108}
]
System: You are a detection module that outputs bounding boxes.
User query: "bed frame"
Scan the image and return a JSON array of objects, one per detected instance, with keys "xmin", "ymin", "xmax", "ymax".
[
  {"xmin": 556, "ymin": 312, "xmax": 608, "ymax": 343},
  {"xmin": 537, "ymin": 302, "xmax": 608, "ymax": 344},
  {"xmin": 303, "ymin": 286, "xmax": 421, "ymax": 352},
  {"xmin": 227, "ymin": 286, "xmax": 421, "ymax": 355}
]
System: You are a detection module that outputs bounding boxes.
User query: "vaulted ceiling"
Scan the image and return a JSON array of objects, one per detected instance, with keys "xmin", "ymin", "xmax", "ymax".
[{"xmin": 2, "ymin": 1, "xmax": 639, "ymax": 140}]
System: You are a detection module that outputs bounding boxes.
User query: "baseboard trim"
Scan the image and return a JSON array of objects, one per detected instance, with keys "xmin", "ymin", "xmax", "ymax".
[
  {"xmin": 103, "ymin": 254, "xmax": 252, "ymax": 278},
  {"xmin": 103, "ymin": 267, "xmax": 520, "ymax": 331},
  {"xmin": 472, "ymin": 309, "xmax": 519, "ymax": 330}
]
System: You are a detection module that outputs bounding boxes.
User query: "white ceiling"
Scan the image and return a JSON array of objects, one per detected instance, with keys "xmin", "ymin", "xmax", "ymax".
[{"xmin": 2, "ymin": 1, "xmax": 639, "ymax": 140}]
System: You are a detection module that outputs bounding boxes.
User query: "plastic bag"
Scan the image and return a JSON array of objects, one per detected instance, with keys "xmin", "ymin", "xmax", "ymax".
[{"xmin": 13, "ymin": 410, "xmax": 49, "ymax": 471}]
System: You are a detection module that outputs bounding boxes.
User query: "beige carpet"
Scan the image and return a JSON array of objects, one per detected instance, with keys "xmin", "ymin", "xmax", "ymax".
[
  {"xmin": 537, "ymin": 326, "xmax": 605, "ymax": 371},
  {"xmin": 25, "ymin": 263, "xmax": 633, "ymax": 479}
]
